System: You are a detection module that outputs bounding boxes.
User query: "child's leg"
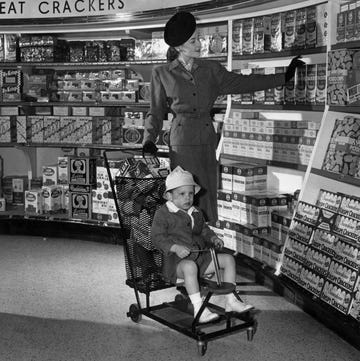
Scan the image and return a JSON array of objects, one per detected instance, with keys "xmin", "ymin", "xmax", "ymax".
[
  {"xmin": 177, "ymin": 259, "xmax": 219, "ymax": 323},
  {"xmin": 204, "ymin": 253, "xmax": 254, "ymax": 313}
]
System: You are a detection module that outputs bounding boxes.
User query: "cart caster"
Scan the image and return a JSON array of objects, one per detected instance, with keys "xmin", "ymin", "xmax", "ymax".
[
  {"xmin": 129, "ymin": 303, "xmax": 142, "ymax": 323},
  {"xmin": 246, "ymin": 320, "xmax": 257, "ymax": 341},
  {"xmin": 197, "ymin": 341, "xmax": 208, "ymax": 356}
]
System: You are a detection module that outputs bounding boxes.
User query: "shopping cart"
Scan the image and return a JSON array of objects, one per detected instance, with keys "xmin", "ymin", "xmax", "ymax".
[{"xmin": 104, "ymin": 148, "xmax": 257, "ymax": 356}]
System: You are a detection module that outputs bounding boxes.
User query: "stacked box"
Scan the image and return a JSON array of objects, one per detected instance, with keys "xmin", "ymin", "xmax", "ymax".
[
  {"xmin": 321, "ymin": 280, "xmax": 353, "ymax": 314},
  {"xmin": 58, "ymin": 157, "xmax": 68, "ymax": 184},
  {"xmin": 295, "ymin": 65, "xmax": 306, "ymax": 104},
  {"xmin": 0, "ymin": 116, "xmax": 11, "ymax": 142},
  {"xmin": 283, "ymin": 10, "xmax": 296, "ymax": 49},
  {"xmin": 28, "ymin": 116, "xmax": 44, "ymax": 143},
  {"xmin": 299, "ymin": 266, "xmax": 326, "ymax": 297},
  {"xmin": 253, "ymin": 16, "xmax": 271, "ymax": 53},
  {"xmin": 68, "ymin": 157, "xmax": 96, "ymax": 185},
  {"xmin": 220, "ymin": 164, "xmax": 233, "ymax": 191},
  {"xmin": 336, "ymin": 3, "xmax": 347, "ymax": 43},
  {"xmin": 42, "ymin": 185, "xmax": 62, "ymax": 213},
  {"xmin": 242, "ymin": 18, "xmax": 254, "ymax": 55},
  {"xmin": 305, "ymin": 6, "xmax": 317, "ymax": 48},
  {"xmin": 310, "ymin": 229, "xmax": 337, "ymax": 257},
  {"xmin": 295, "ymin": 8, "xmax": 307, "ymax": 49},
  {"xmin": 223, "ymin": 221, "xmax": 237, "ymax": 251},
  {"xmin": 232, "ymin": 20, "xmax": 243, "ymax": 55},
  {"xmin": 24, "ymin": 189, "xmax": 43, "ymax": 215},
  {"xmin": 328, "ymin": 259, "xmax": 359, "ymax": 292},
  {"xmin": 16, "ymin": 116, "xmax": 27, "ymax": 143},
  {"xmin": 42, "ymin": 165, "xmax": 57, "ymax": 186}
]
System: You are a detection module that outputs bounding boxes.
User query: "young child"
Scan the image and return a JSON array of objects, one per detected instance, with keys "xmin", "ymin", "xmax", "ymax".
[{"xmin": 151, "ymin": 166, "xmax": 254, "ymax": 323}]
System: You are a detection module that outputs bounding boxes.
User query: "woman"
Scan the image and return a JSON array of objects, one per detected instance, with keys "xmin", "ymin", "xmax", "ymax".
[{"xmin": 143, "ymin": 11, "xmax": 304, "ymax": 222}]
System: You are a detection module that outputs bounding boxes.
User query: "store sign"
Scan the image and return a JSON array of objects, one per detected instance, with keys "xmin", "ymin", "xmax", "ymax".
[{"xmin": 0, "ymin": 0, "xmax": 207, "ymax": 19}]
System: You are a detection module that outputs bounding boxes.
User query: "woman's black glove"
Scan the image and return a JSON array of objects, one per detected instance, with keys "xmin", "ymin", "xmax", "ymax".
[
  {"xmin": 285, "ymin": 55, "xmax": 306, "ymax": 83},
  {"xmin": 142, "ymin": 140, "xmax": 158, "ymax": 155}
]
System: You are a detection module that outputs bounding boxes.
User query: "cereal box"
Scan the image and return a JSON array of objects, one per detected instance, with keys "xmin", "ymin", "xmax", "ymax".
[
  {"xmin": 295, "ymin": 65, "xmax": 306, "ymax": 104},
  {"xmin": 232, "ymin": 19, "xmax": 243, "ymax": 55},
  {"xmin": 284, "ymin": 10, "xmax": 296, "ymax": 49},
  {"xmin": 242, "ymin": 18, "xmax": 254, "ymax": 54},
  {"xmin": 295, "ymin": 8, "xmax": 306, "ymax": 49},
  {"xmin": 306, "ymin": 64, "xmax": 317, "ymax": 103},
  {"xmin": 270, "ymin": 12, "xmax": 282, "ymax": 52},
  {"xmin": 24, "ymin": 189, "xmax": 43, "ymax": 215},
  {"xmin": 42, "ymin": 185, "xmax": 62, "ymax": 213},
  {"xmin": 337, "ymin": 4, "xmax": 348, "ymax": 43},
  {"xmin": 69, "ymin": 191, "xmax": 92, "ymax": 220},
  {"xmin": 316, "ymin": 63, "xmax": 326, "ymax": 104}
]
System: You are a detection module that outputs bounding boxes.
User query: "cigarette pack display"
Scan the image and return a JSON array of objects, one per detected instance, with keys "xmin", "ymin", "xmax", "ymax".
[
  {"xmin": 68, "ymin": 157, "xmax": 96, "ymax": 185},
  {"xmin": 298, "ymin": 266, "xmax": 326, "ymax": 297},
  {"xmin": 295, "ymin": 8, "xmax": 307, "ymax": 49},
  {"xmin": 284, "ymin": 10, "xmax": 296, "ymax": 49},
  {"xmin": 69, "ymin": 191, "xmax": 92, "ymax": 220},
  {"xmin": 333, "ymin": 237, "xmax": 360, "ymax": 271},
  {"xmin": 321, "ymin": 280, "xmax": 353, "ymax": 314},
  {"xmin": 310, "ymin": 229, "xmax": 337, "ymax": 256},
  {"xmin": 242, "ymin": 18, "xmax": 254, "ymax": 54}
]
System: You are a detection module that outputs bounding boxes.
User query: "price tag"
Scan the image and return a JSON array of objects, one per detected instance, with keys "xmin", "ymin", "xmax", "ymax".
[
  {"xmin": 1, "ymin": 107, "xmax": 18, "ymax": 116},
  {"xmin": 89, "ymin": 107, "xmax": 105, "ymax": 116},
  {"xmin": 72, "ymin": 107, "xmax": 87, "ymax": 116},
  {"xmin": 53, "ymin": 106, "xmax": 70, "ymax": 116}
]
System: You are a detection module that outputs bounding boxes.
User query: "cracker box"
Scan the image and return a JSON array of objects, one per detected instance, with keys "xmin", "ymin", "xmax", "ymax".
[
  {"xmin": 232, "ymin": 163, "xmax": 254, "ymax": 192},
  {"xmin": 333, "ymin": 237, "xmax": 360, "ymax": 271},
  {"xmin": 57, "ymin": 157, "xmax": 68, "ymax": 185},
  {"xmin": 299, "ymin": 266, "xmax": 326, "ymax": 297},
  {"xmin": 321, "ymin": 280, "xmax": 353, "ymax": 314},
  {"xmin": 304, "ymin": 246, "xmax": 332, "ymax": 276},
  {"xmin": 333, "ymin": 214, "xmax": 360, "ymax": 242},
  {"xmin": 316, "ymin": 189, "xmax": 342, "ymax": 212},
  {"xmin": 280, "ymin": 254, "xmax": 303, "ymax": 284},
  {"xmin": 0, "ymin": 198, "xmax": 5, "ymax": 211},
  {"xmin": 284, "ymin": 237, "xmax": 308, "ymax": 263},
  {"xmin": 295, "ymin": 8, "xmax": 306, "ymax": 49},
  {"xmin": 288, "ymin": 219, "xmax": 314, "ymax": 244},
  {"xmin": 310, "ymin": 229, "xmax": 337, "ymax": 256},
  {"xmin": 42, "ymin": 185, "xmax": 62, "ymax": 213},
  {"xmin": 270, "ymin": 12, "xmax": 282, "ymax": 52},
  {"xmin": 337, "ymin": 193, "xmax": 360, "ymax": 220},
  {"xmin": 328, "ymin": 260, "xmax": 359, "ymax": 292},
  {"xmin": 284, "ymin": 10, "xmax": 296, "ymax": 49},
  {"xmin": 274, "ymin": 67, "xmax": 285, "ymax": 104},
  {"xmin": 294, "ymin": 201, "xmax": 320, "ymax": 226},
  {"xmin": 253, "ymin": 16, "xmax": 271, "ymax": 53},
  {"xmin": 220, "ymin": 164, "xmax": 233, "ymax": 191},
  {"xmin": 306, "ymin": 64, "xmax": 317, "ymax": 104},
  {"xmin": 232, "ymin": 19, "xmax": 243, "ymax": 55},
  {"xmin": 251, "ymin": 195, "xmax": 269, "ymax": 227},
  {"xmin": 346, "ymin": 1, "xmax": 357, "ymax": 42},
  {"xmin": 316, "ymin": 63, "xmax": 326, "ymax": 104},
  {"xmin": 305, "ymin": 6, "xmax": 317, "ymax": 48},
  {"xmin": 337, "ymin": 4, "xmax": 347, "ymax": 43},
  {"xmin": 69, "ymin": 191, "xmax": 92, "ymax": 220},
  {"xmin": 242, "ymin": 18, "xmax": 254, "ymax": 54},
  {"xmin": 295, "ymin": 65, "xmax": 306, "ymax": 104},
  {"xmin": 68, "ymin": 157, "xmax": 96, "ymax": 185},
  {"xmin": 42, "ymin": 165, "xmax": 57, "ymax": 186},
  {"xmin": 223, "ymin": 221, "xmax": 237, "ymax": 251},
  {"xmin": 24, "ymin": 189, "xmax": 43, "ymax": 215}
]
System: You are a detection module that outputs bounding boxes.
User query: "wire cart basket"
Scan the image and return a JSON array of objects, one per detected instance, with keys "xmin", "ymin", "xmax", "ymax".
[{"xmin": 104, "ymin": 148, "xmax": 257, "ymax": 356}]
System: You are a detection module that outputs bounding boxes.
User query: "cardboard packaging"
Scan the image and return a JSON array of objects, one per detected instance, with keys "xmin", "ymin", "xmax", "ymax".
[{"xmin": 68, "ymin": 157, "xmax": 96, "ymax": 185}]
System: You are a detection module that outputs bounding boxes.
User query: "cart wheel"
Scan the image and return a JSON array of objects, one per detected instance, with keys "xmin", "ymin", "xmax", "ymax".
[
  {"xmin": 197, "ymin": 341, "xmax": 207, "ymax": 356},
  {"xmin": 129, "ymin": 303, "xmax": 142, "ymax": 323}
]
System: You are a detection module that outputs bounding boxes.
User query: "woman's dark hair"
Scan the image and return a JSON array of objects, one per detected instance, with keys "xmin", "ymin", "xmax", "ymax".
[{"xmin": 166, "ymin": 47, "xmax": 179, "ymax": 62}]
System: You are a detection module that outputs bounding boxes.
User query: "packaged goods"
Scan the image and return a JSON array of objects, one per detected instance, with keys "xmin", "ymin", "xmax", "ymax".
[
  {"xmin": 306, "ymin": 64, "xmax": 317, "ymax": 103},
  {"xmin": 288, "ymin": 219, "xmax": 313, "ymax": 244},
  {"xmin": 310, "ymin": 229, "xmax": 337, "ymax": 256},
  {"xmin": 270, "ymin": 13, "xmax": 282, "ymax": 52},
  {"xmin": 298, "ymin": 266, "xmax": 325, "ymax": 297},
  {"xmin": 42, "ymin": 165, "xmax": 57, "ymax": 186},
  {"xmin": 232, "ymin": 20, "xmax": 243, "ymax": 55},
  {"xmin": 69, "ymin": 191, "xmax": 92, "ymax": 219},
  {"xmin": 333, "ymin": 214, "xmax": 360, "ymax": 242},
  {"xmin": 4, "ymin": 34, "xmax": 18, "ymax": 62},
  {"xmin": 316, "ymin": 189, "xmax": 342, "ymax": 212},
  {"xmin": 12, "ymin": 177, "xmax": 26, "ymax": 205},
  {"xmin": 305, "ymin": 6, "xmax": 317, "ymax": 48},
  {"xmin": 294, "ymin": 201, "xmax": 320, "ymax": 226},
  {"xmin": 295, "ymin": 65, "xmax": 306, "ymax": 103},
  {"xmin": 284, "ymin": 10, "xmax": 296, "ymax": 49},
  {"xmin": 242, "ymin": 18, "xmax": 254, "ymax": 54},
  {"xmin": 328, "ymin": 260, "xmax": 359, "ymax": 292},
  {"xmin": 304, "ymin": 246, "xmax": 332, "ymax": 276},
  {"xmin": 281, "ymin": 254, "xmax": 303, "ymax": 284},
  {"xmin": 316, "ymin": 209, "xmax": 337, "ymax": 232},
  {"xmin": 274, "ymin": 67, "xmax": 285, "ymax": 103},
  {"xmin": 295, "ymin": 8, "xmax": 306, "ymax": 49},
  {"xmin": 25, "ymin": 189, "xmax": 43, "ymax": 215},
  {"xmin": 338, "ymin": 193, "xmax": 360, "ymax": 220},
  {"xmin": 253, "ymin": 16, "xmax": 271, "ymax": 53},
  {"xmin": 68, "ymin": 157, "xmax": 96, "ymax": 185},
  {"xmin": 346, "ymin": 1, "xmax": 357, "ymax": 42},
  {"xmin": 321, "ymin": 280, "xmax": 353, "ymax": 314},
  {"xmin": 42, "ymin": 185, "xmax": 62, "ymax": 213},
  {"xmin": 208, "ymin": 25, "xmax": 227, "ymax": 56},
  {"xmin": 333, "ymin": 237, "xmax": 360, "ymax": 271}
]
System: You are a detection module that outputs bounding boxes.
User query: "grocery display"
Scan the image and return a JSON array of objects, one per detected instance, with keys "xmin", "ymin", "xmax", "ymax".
[{"xmin": 0, "ymin": 0, "xmax": 360, "ymax": 348}]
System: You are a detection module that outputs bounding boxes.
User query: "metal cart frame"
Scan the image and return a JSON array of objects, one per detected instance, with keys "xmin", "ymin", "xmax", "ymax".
[{"xmin": 104, "ymin": 149, "xmax": 257, "ymax": 356}]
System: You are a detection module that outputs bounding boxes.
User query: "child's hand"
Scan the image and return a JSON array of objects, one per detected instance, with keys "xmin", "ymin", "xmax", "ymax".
[
  {"xmin": 171, "ymin": 244, "xmax": 191, "ymax": 258},
  {"xmin": 213, "ymin": 238, "xmax": 224, "ymax": 250}
]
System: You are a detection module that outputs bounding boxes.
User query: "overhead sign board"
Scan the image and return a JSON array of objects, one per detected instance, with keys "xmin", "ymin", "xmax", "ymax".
[{"xmin": 0, "ymin": 0, "xmax": 208, "ymax": 19}]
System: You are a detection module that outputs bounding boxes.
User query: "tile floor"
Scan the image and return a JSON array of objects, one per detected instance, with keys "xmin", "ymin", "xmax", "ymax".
[{"xmin": 0, "ymin": 235, "xmax": 359, "ymax": 361}]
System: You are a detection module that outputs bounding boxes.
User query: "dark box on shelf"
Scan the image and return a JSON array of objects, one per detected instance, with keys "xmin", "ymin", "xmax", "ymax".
[{"xmin": 68, "ymin": 157, "xmax": 96, "ymax": 185}]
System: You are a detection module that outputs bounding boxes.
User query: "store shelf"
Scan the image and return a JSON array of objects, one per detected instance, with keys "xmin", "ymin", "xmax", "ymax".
[
  {"xmin": 329, "ymin": 105, "xmax": 360, "ymax": 114},
  {"xmin": 220, "ymin": 154, "xmax": 308, "ymax": 171},
  {"xmin": 332, "ymin": 41, "xmax": 360, "ymax": 50},
  {"xmin": 311, "ymin": 167, "xmax": 360, "ymax": 188},
  {"xmin": 0, "ymin": 101, "xmax": 151, "ymax": 108},
  {"xmin": 231, "ymin": 103, "xmax": 325, "ymax": 112},
  {"xmin": 232, "ymin": 46, "xmax": 327, "ymax": 61},
  {"xmin": 0, "ymin": 205, "xmax": 120, "ymax": 229}
]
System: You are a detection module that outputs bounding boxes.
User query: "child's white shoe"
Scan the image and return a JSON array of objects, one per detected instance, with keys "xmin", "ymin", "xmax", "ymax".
[
  {"xmin": 225, "ymin": 298, "xmax": 254, "ymax": 314},
  {"xmin": 195, "ymin": 307, "xmax": 219, "ymax": 323}
]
